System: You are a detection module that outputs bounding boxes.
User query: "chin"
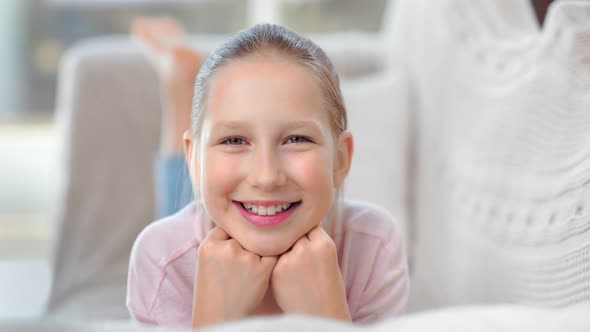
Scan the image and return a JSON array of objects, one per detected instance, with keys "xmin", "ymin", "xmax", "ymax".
[{"xmin": 241, "ymin": 237, "xmax": 293, "ymax": 257}]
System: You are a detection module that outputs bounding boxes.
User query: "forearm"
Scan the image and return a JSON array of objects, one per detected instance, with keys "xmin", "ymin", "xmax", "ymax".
[
  {"xmin": 155, "ymin": 153, "xmax": 193, "ymax": 218},
  {"xmin": 159, "ymin": 84, "xmax": 192, "ymax": 155}
]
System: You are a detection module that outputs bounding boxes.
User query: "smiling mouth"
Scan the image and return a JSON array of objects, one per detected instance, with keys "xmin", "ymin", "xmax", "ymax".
[{"xmin": 233, "ymin": 200, "xmax": 301, "ymax": 216}]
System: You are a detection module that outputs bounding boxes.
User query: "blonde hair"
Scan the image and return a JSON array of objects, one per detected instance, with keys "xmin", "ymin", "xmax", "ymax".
[
  {"xmin": 191, "ymin": 23, "xmax": 347, "ymax": 137},
  {"xmin": 189, "ymin": 24, "xmax": 348, "ymax": 238}
]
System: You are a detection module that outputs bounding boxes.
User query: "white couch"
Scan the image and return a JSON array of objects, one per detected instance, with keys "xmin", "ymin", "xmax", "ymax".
[
  {"xmin": 42, "ymin": 0, "xmax": 590, "ymax": 329},
  {"xmin": 7, "ymin": 304, "xmax": 590, "ymax": 331}
]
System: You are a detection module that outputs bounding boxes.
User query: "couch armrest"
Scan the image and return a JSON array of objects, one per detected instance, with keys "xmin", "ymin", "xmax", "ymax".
[{"xmin": 47, "ymin": 37, "xmax": 162, "ymax": 320}]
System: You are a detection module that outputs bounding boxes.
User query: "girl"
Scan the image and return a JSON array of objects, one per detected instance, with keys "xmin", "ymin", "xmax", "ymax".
[{"xmin": 126, "ymin": 22, "xmax": 409, "ymax": 328}]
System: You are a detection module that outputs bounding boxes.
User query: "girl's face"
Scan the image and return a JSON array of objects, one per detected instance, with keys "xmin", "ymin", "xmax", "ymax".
[{"xmin": 185, "ymin": 55, "xmax": 352, "ymax": 257}]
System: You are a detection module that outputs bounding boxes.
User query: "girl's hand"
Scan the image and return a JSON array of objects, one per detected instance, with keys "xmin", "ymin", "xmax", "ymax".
[
  {"xmin": 192, "ymin": 227, "xmax": 277, "ymax": 328},
  {"xmin": 270, "ymin": 225, "xmax": 351, "ymax": 321}
]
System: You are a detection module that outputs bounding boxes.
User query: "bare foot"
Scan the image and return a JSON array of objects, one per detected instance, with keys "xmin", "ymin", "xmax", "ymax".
[{"xmin": 132, "ymin": 16, "xmax": 203, "ymax": 154}]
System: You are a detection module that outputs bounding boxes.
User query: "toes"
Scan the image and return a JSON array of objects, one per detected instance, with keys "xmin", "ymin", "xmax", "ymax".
[
  {"xmin": 131, "ymin": 17, "xmax": 166, "ymax": 52},
  {"xmin": 131, "ymin": 16, "xmax": 185, "ymax": 52},
  {"xmin": 157, "ymin": 16, "xmax": 185, "ymax": 37},
  {"xmin": 171, "ymin": 47, "xmax": 203, "ymax": 77}
]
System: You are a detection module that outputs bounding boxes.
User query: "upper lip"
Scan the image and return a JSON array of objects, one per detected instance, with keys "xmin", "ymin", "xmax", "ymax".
[{"xmin": 234, "ymin": 200, "xmax": 300, "ymax": 207}]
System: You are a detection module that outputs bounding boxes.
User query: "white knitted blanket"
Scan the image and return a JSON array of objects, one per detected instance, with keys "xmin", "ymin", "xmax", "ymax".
[{"xmin": 390, "ymin": 0, "xmax": 590, "ymax": 310}]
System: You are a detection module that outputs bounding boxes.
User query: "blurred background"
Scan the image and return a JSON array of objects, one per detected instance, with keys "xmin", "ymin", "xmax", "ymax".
[{"xmin": 0, "ymin": 0, "xmax": 389, "ymax": 320}]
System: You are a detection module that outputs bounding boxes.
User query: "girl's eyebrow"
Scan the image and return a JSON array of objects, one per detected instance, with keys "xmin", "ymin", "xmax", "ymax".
[
  {"xmin": 211, "ymin": 120, "xmax": 323, "ymax": 132},
  {"xmin": 211, "ymin": 121, "xmax": 248, "ymax": 131},
  {"xmin": 281, "ymin": 120, "xmax": 323, "ymax": 132}
]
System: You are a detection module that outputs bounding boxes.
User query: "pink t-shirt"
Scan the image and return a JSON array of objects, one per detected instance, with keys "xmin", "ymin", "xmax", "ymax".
[{"xmin": 126, "ymin": 200, "xmax": 409, "ymax": 327}]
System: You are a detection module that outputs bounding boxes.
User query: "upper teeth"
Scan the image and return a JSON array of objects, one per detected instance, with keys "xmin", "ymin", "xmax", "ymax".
[{"xmin": 243, "ymin": 203, "xmax": 292, "ymax": 216}]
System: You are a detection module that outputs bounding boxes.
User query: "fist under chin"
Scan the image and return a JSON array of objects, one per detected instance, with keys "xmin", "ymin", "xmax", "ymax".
[
  {"xmin": 217, "ymin": 223, "xmax": 316, "ymax": 257},
  {"xmin": 240, "ymin": 237, "xmax": 293, "ymax": 257}
]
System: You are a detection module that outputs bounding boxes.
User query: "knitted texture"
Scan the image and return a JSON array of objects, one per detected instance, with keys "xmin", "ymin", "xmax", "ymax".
[{"xmin": 392, "ymin": 0, "xmax": 590, "ymax": 310}]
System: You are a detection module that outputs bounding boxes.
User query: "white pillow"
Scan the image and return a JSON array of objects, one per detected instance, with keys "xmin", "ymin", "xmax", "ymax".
[{"xmin": 341, "ymin": 69, "xmax": 410, "ymax": 244}]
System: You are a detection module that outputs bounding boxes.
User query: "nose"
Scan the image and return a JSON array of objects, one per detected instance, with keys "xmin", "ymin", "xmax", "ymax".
[{"xmin": 247, "ymin": 145, "xmax": 287, "ymax": 191}]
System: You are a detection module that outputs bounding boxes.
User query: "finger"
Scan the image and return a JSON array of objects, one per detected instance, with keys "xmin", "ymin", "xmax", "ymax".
[
  {"xmin": 227, "ymin": 238, "xmax": 245, "ymax": 252},
  {"xmin": 205, "ymin": 226, "xmax": 230, "ymax": 241},
  {"xmin": 292, "ymin": 232, "xmax": 310, "ymax": 251},
  {"xmin": 260, "ymin": 255, "xmax": 278, "ymax": 270},
  {"xmin": 307, "ymin": 223, "xmax": 329, "ymax": 242}
]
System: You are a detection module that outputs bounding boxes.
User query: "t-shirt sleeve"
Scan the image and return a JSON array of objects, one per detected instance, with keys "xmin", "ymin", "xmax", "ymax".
[
  {"xmin": 126, "ymin": 226, "xmax": 164, "ymax": 324},
  {"xmin": 155, "ymin": 153, "xmax": 193, "ymax": 219},
  {"xmin": 351, "ymin": 213, "xmax": 410, "ymax": 323}
]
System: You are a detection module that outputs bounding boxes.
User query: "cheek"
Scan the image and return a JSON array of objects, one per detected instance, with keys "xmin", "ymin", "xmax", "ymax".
[
  {"xmin": 286, "ymin": 150, "xmax": 334, "ymax": 191},
  {"xmin": 200, "ymin": 152, "xmax": 243, "ymax": 203}
]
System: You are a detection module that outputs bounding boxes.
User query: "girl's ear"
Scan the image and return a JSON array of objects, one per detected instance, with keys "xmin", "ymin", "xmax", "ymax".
[
  {"xmin": 183, "ymin": 130, "xmax": 200, "ymax": 186},
  {"xmin": 334, "ymin": 131, "xmax": 354, "ymax": 187}
]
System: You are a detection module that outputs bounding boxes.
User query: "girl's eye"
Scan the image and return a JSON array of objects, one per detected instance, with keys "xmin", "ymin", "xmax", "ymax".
[
  {"xmin": 221, "ymin": 137, "xmax": 247, "ymax": 145},
  {"xmin": 286, "ymin": 136, "xmax": 311, "ymax": 144}
]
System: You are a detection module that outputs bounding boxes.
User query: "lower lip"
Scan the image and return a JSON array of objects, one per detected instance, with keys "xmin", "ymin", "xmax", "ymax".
[{"xmin": 234, "ymin": 202, "xmax": 298, "ymax": 227}]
